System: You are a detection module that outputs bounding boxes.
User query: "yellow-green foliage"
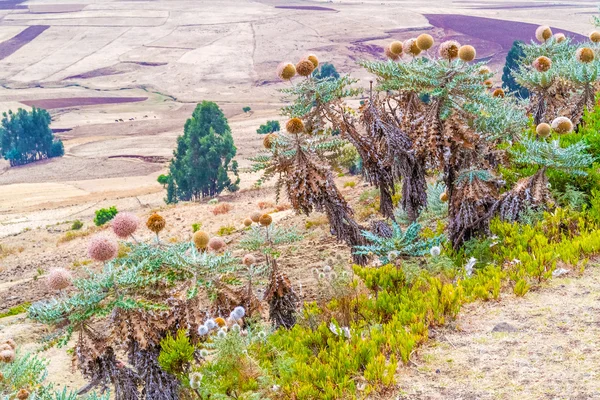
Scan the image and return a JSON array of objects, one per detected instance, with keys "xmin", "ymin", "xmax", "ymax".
[
  {"xmin": 158, "ymin": 329, "xmax": 195, "ymax": 376},
  {"xmin": 217, "ymin": 225, "xmax": 236, "ymax": 236},
  {"xmin": 344, "ymin": 180, "xmax": 356, "ymax": 188},
  {"xmin": 305, "ymin": 215, "xmax": 329, "ymax": 229},
  {"xmin": 0, "ymin": 302, "xmax": 30, "ymax": 319}
]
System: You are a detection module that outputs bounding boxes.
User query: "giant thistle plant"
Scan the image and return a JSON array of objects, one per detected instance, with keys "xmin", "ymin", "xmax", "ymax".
[
  {"xmin": 513, "ymin": 29, "xmax": 600, "ymax": 125},
  {"xmin": 28, "ymin": 242, "xmax": 239, "ymax": 400}
]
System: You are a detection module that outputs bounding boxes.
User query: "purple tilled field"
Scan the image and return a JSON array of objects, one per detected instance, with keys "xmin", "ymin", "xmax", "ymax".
[
  {"xmin": 0, "ymin": 0, "xmax": 27, "ymax": 10},
  {"xmin": 0, "ymin": 26, "xmax": 50, "ymax": 60},
  {"xmin": 21, "ymin": 97, "xmax": 148, "ymax": 109},
  {"xmin": 425, "ymin": 14, "xmax": 586, "ymax": 51}
]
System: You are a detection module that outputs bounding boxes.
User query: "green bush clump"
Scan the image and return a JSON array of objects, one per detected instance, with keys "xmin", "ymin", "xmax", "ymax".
[
  {"xmin": 93, "ymin": 206, "xmax": 118, "ymax": 226},
  {"xmin": 256, "ymin": 120, "xmax": 280, "ymax": 134},
  {"xmin": 71, "ymin": 220, "xmax": 83, "ymax": 230}
]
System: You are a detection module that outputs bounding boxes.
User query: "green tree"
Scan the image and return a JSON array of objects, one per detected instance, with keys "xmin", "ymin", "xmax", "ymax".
[
  {"xmin": 256, "ymin": 120, "xmax": 281, "ymax": 134},
  {"xmin": 502, "ymin": 41, "xmax": 529, "ymax": 99},
  {"xmin": 166, "ymin": 101, "xmax": 239, "ymax": 202},
  {"xmin": 93, "ymin": 206, "xmax": 118, "ymax": 226},
  {"xmin": 243, "ymin": 106, "xmax": 251, "ymax": 113},
  {"xmin": 157, "ymin": 174, "xmax": 169, "ymax": 187},
  {"xmin": 0, "ymin": 107, "xmax": 64, "ymax": 167},
  {"xmin": 313, "ymin": 62, "xmax": 340, "ymax": 80}
]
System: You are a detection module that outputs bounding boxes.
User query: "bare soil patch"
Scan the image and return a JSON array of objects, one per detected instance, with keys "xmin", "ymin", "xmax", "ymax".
[
  {"xmin": 274, "ymin": 5, "xmax": 337, "ymax": 12},
  {"xmin": 20, "ymin": 97, "xmax": 148, "ymax": 109},
  {"xmin": 0, "ymin": 25, "xmax": 49, "ymax": 60}
]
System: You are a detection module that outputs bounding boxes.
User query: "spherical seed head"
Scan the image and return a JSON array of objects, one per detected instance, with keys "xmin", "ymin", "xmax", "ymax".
[
  {"xmin": 259, "ymin": 214, "xmax": 273, "ymax": 226},
  {"xmin": 277, "ymin": 62, "xmax": 296, "ymax": 80},
  {"xmin": 439, "ymin": 40, "xmax": 460, "ymax": 60},
  {"xmin": 535, "ymin": 25, "xmax": 553, "ymax": 43},
  {"xmin": 217, "ymin": 329, "xmax": 227, "ymax": 338},
  {"xmin": 17, "ymin": 389, "xmax": 30, "ymax": 400},
  {"xmin": 232, "ymin": 306, "xmax": 246, "ymax": 319},
  {"xmin": 479, "ymin": 66, "xmax": 491, "ymax": 75},
  {"xmin": 403, "ymin": 38, "xmax": 421, "ymax": 56},
  {"xmin": 551, "ymin": 116, "xmax": 573, "ymax": 134},
  {"xmin": 533, "ymin": 56, "xmax": 552, "ymax": 72},
  {"xmin": 263, "ymin": 133, "xmax": 278, "ymax": 150},
  {"xmin": 484, "ymin": 79, "xmax": 493, "ymax": 88},
  {"xmin": 286, "ymin": 118, "xmax": 304, "ymax": 134},
  {"xmin": 384, "ymin": 45, "xmax": 400, "ymax": 61},
  {"xmin": 208, "ymin": 237, "xmax": 226, "ymax": 252},
  {"xmin": 146, "ymin": 213, "xmax": 166, "ymax": 234},
  {"xmin": 458, "ymin": 45, "xmax": 476, "ymax": 62},
  {"xmin": 205, "ymin": 319, "xmax": 217, "ymax": 330},
  {"xmin": 243, "ymin": 218, "xmax": 253, "ymax": 227},
  {"xmin": 305, "ymin": 54, "xmax": 319, "ymax": 68},
  {"xmin": 250, "ymin": 211, "xmax": 262, "ymax": 223},
  {"xmin": 215, "ymin": 317, "xmax": 227, "ymax": 327},
  {"xmin": 389, "ymin": 40, "xmax": 403, "ymax": 55},
  {"xmin": 198, "ymin": 325, "xmax": 209, "ymax": 335},
  {"xmin": 554, "ymin": 33, "xmax": 566, "ymax": 43},
  {"xmin": 87, "ymin": 235, "xmax": 118, "ymax": 262},
  {"xmin": 47, "ymin": 268, "xmax": 72, "ymax": 291},
  {"xmin": 4, "ymin": 339, "xmax": 16, "ymax": 350},
  {"xmin": 492, "ymin": 88, "xmax": 505, "ymax": 98},
  {"xmin": 0, "ymin": 349, "xmax": 15, "ymax": 363},
  {"xmin": 193, "ymin": 231, "xmax": 210, "ymax": 250},
  {"xmin": 111, "ymin": 212, "xmax": 140, "ymax": 238},
  {"xmin": 590, "ymin": 31, "xmax": 600, "ymax": 43},
  {"xmin": 243, "ymin": 253, "xmax": 256, "ymax": 266},
  {"xmin": 576, "ymin": 47, "xmax": 595, "ymax": 63},
  {"xmin": 416, "ymin": 34, "xmax": 434, "ymax": 50},
  {"xmin": 536, "ymin": 123, "xmax": 552, "ymax": 137},
  {"xmin": 296, "ymin": 59, "xmax": 315, "ymax": 77},
  {"xmin": 440, "ymin": 191, "xmax": 448, "ymax": 202}
]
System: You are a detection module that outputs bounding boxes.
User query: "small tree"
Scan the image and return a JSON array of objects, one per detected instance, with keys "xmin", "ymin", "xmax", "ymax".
[
  {"xmin": 157, "ymin": 174, "xmax": 169, "ymax": 187},
  {"xmin": 0, "ymin": 107, "xmax": 64, "ymax": 167},
  {"xmin": 94, "ymin": 206, "xmax": 118, "ymax": 226},
  {"xmin": 166, "ymin": 101, "xmax": 239, "ymax": 202},
  {"xmin": 243, "ymin": 106, "xmax": 251, "ymax": 113},
  {"xmin": 502, "ymin": 41, "xmax": 529, "ymax": 99},
  {"xmin": 256, "ymin": 120, "xmax": 281, "ymax": 134}
]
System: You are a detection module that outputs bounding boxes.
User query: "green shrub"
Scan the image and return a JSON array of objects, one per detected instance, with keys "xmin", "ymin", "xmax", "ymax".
[
  {"xmin": 192, "ymin": 222, "xmax": 202, "ymax": 233},
  {"xmin": 217, "ymin": 225, "xmax": 235, "ymax": 236},
  {"xmin": 71, "ymin": 220, "xmax": 83, "ymax": 230},
  {"xmin": 158, "ymin": 329, "xmax": 196, "ymax": 376},
  {"xmin": 256, "ymin": 120, "xmax": 280, "ymax": 134},
  {"xmin": 93, "ymin": 206, "xmax": 118, "ymax": 226}
]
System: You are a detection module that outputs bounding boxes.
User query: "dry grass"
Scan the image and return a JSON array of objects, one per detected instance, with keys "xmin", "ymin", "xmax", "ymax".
[
  {"xmin": 0, "ymin": 243, "xmax": 24, "ymax": 259},
  {"xmin": 57, "ymin": 226, "xmax": 102, "ymax": 244},
  {"xmin": 212, "ymin": 203, "xmax": 233, "ymax": 215}
]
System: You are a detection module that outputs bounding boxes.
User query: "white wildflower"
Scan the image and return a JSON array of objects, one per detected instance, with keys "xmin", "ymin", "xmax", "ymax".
[
  {"xmin": 197, "ymin": 325, "xmax": 209, "ymax": 336},
  {"xmin": 465, "ymin": 257, "xmax": 477, "ymax": 276},
  {"xmin": 430, "ymin": 246, "xmax": 441, "ymax": 257}
]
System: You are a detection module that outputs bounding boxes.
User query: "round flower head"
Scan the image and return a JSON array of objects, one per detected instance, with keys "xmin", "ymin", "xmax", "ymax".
[
  {"xmin": 318, "ymin": 272, "xmax": 325, "ymax": 280},
  {"xmin": 286, "ymin": 118, "xmax": 304, "ymax": 134},
  {"xmin": 535, "ymin": 25, "xmax": 553, "ymax": 43},
  {"xmin": 199, "ymin": 349, "xmax": 209, "ymax": 358},
  {"xmin": 483, "ymin": 79, "xmax": 493, "ymax": 88},
  {"xmin": 208, "ymin": 237, "xmax": 226, "ymax": 252},
  {"xmin": 193, "ymin": 231, "xmax": 210, "ymax": 250},
  {"xmin": 111, "ymin": 212, "xmax": 140, "ymax": 238},
  {"xmin": 0, "ymin": 349, "xmax": 15, "ymax": 363},
  {"xmin": 438, "ymin": 40, "xmax": 460, "ymax": 60},
  {"xmin": 403, "ymin": 38, "xmax": 421, "ymax": 56},
  {"xmin": 243, "ymin": 218, "xmax": 253, "ymax": 227},
  {"xmin": 554, "ymin": 33, "xmax": 566, "ymax": 43},
  {"xmin": 551, "ymin": 116, "xmax": 573, "ymax": 134},
  {"xmin": 478, "ymin": 66, "xmax": 491, "ymax": 75},
  {"xmin": 276, "ymin": 62, "xmax": 296, "ymax": 80},
  {"xmin": 250, "ymin": 211, "xmax": 262, "ymax": 223},
  {"xmin": 492, "ymin": 88, "xmax": 505, "ymax": 98},
  {"xmin": 16, "ymin": 389, "xmax": 29, "ymax": 400},
  {"xmin": 215, "ymin": 317, "xmax": 227, "ymax": 327},
  {"xmin": 458, "ymin": 45, "xmax": 476, "ymax": 62},
  {"xmin": 231, "ymin": 323, "xmax": 241, "ymax": 332},
  {"xmin": 258, "ymin": 331, "xmax": 267, "ymax": 339},
  {"xmin": 416, "ymin": 34, "xmax": 434, "ymax": 51},
  {"xmin": 576, "ymin": 47, "xmax": 594, "ymax": 63},
  {"xmin": 430, "ymin": 246, "xmax": 441, "ymax": 257},
  {"xmin": 263, "ymin": 133, "xmax": 278, "ymax": 149},
  {"xmin": 590, "ymin": 31, "xmax": 600, "ymax": 43},
  {"xmin": 305, "ymin": 54, "xmax": 319, "ymax": 68},
  {"xmin": 440, "ymin": 191, "xmax": 448, "ymax": 202},
  {"xmin": 296, "ymin": 59, "xmax": 315, "ymax": 77},
  {"xmin": 146, "ymin": 213, "xmax": 166, "ymax": 234},
  {"xmin": 389, "ymin": 40, "xmax": 403, "ymax": 55},
  {"xmin": 231, "ymin": 306, "xmax": 246, "ymax": 319},
  {"xmin": 3, "ymin": 339, "xmax": 16, "ymax": 350},
  {"xmin": 533, "ymin": 56, "xmax": 552, "ymax": 72},
  {"xmin": 87, "ymin": 235, "xmax": 118, "ymax": 262},
  {"xmin": 259, "ymin": 213, "xmax": 272, "ymax": 226},
  {"xmin": 217, "ymin": 329, "xmax": 227, "ymax": 338},
  {"xmin": 205, "ymin": 319, "xmax": 217, "ymax": 330},
  {"xmin": 323, "ymin": 265, "xmax": 332, "ymax": 272},
  {"xmin": 243, "ymin": 254, "xmax": 256, "ymax": 266},
  {"xmin": 536, "ymin": 122, "xmax": 552, "ymax": 137},
  {"xmin": 384, "ymin": 45, "xmax": 400, "ymax": 61},
  {"xmin": 198, "ymin": 325, "xmax": 209, "ymax": 336},
  {"xmin": 47, "ymin": 267, "xmax": 72, "ymax": 291},
  {"xmin": 189, "ymin": 372, "xmax": 203, "ymax": 389}
]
